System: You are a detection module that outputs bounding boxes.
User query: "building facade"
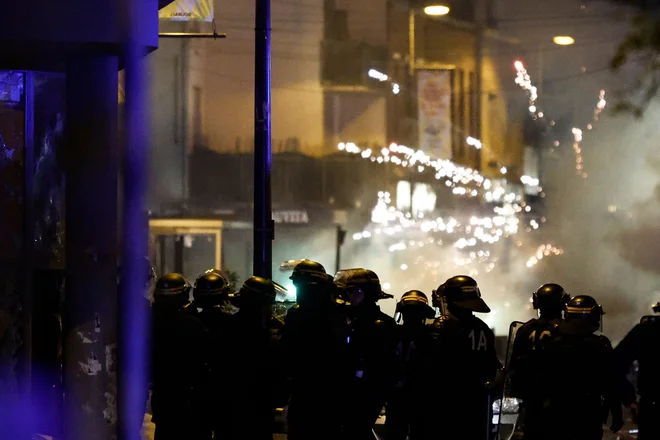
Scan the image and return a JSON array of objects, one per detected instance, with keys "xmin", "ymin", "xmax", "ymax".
[{"xmin": 148, "ymin": 0, "xmax": 532, "ymax": 288}]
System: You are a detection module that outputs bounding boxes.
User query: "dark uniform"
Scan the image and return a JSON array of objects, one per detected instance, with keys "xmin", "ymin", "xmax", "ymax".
[
  {"xmin": 614, "ymin": 302, "xmax": 660, "ymax": 440},
  {"xmin": 408, "ymin": 275, "xmax": 501, "ymax": 440},
  {"xmin": 508, "ymin": 284, "xmax": 569, "ymax": 435},
  {"xmin": 334, "ymin": 268, "xmax": 399, "ymax": 440},
  {"xmin": 151, "ymin": 273, "xmax": 208, "ymax": 440},
  {"xmin": 281, "ymin": 260, "xmax": 350, "ymax": 440},
  {"xmin": 385, "ymin": 290, "xmax": 436, "ymax": 440},
  {"xmin": 525, "ymin": 296, "xmax": 623, "ymax": 440},
  {"xmin": 192, "ymin": 270, "xmax": 234, "ymax": 440},
  {"xmin": 224, "ymin": 276, "xmax": 284, "ymax": 440}
]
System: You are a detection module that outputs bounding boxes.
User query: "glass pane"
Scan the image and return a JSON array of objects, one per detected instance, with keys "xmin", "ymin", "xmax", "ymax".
[{"xmin": 0, "ymin": 71, "xmax": 24, "ymax": 400}]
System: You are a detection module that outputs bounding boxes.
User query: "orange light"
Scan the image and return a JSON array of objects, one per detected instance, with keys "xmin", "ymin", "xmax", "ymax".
[
  {"xmin": 553, "ymin": 36, "xmax": 575, "ymax": 46},
  {"xmin": 424, "ymin": 5, "xmax": 450, "ymax": 16}
]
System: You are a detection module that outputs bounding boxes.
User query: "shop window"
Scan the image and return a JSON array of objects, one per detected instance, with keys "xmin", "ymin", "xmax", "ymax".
[{"xmin": 0, "ymin": 70, "xmax": 25, "ymax": 401}]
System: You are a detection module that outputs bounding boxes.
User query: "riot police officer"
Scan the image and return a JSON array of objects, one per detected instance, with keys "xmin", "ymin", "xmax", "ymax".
[
  {"xmin": 193, "ymin": 270, "xmax": 233, "ymax": 440},
  {"xmin": 511, "ymin": 283, "xmax": 568, "ymax": 364},
  {"xmin": 194, "ymin": 269, "xmax": 233, "ymax": 328},
  {"xmin": 408, "ymin": 275, "xmax": 501, "ymax": 440},
  {"xmin": 385, "ymin": 290, "xmax": 435, "ymax": 440},
  {"xmin": 529, "ymin": 295, "xmax": 623, "ymax": 440},
  {"xmin": 151, "ymin": 273, "xmax": 208, "ymax": 440},
  {"xmin": 508, "ymin": 284, "xmax": 569, "ymax": 433},
  {"xmin": 334, "ymin": 268, "xmax": 399, "ymax": 440},
  {"xmin": 615, "ymin": 301, "xmax": 660, "ymax": 439},
  {"xmin": 224, "ymin": 276, "xmax": 284, "ymax": 440},
  {"xmin": 281, "ymin": 260, "xmax": 349, "ymax": 440}
]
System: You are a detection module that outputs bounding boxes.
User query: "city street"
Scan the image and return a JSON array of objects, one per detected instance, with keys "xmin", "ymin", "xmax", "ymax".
[{"xmin": 139, "ymin": 414, "xmax": 636, "ymax": 440}]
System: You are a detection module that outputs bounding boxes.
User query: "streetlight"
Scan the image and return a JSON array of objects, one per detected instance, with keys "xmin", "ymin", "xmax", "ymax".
[
  {"xmin": 553, "ymin": 35, "xmax": 575, "ymax": 46},
  {"xmin": 424, "ymin": 4, "xmax": 450, "ymax": 16},
  {"xmin": 409, "ymin": 3, "xmax": 451, "ymax": 74}
]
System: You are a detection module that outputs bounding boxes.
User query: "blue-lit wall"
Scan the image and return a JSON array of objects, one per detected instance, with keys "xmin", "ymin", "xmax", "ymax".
[{"xmin": 0, "ymin": 0, "xmax": 158, "ymax": 71}]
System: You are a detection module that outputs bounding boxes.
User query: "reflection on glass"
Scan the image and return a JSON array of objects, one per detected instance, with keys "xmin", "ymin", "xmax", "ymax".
[
  {"xmin": 33, "ymin": 73, "xmax": 66, "ymax": 270},
  {"xmin": 31, "ymin": 72, "xmax": 66, "ymax": 437}
]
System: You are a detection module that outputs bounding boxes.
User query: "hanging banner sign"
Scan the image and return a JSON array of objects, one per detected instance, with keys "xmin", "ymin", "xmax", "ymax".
[
  {"xmin": 417, "ymin": 70, "xmax": 452, "ymax": 160},
  {"xmin": 159, "ymin": 0, "xmax": 214, "ymax": 22}
]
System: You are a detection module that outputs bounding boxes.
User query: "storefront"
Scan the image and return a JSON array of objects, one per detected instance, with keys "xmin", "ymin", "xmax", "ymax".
[{"xmin": 0, "ymin": 0, "xmax": 161, "ymax": 438}]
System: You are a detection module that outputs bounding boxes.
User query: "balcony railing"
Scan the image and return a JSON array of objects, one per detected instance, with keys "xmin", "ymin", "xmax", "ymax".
[{"xmin": 188, "ymin": 147, "xmax": 491, "ymax": 215}]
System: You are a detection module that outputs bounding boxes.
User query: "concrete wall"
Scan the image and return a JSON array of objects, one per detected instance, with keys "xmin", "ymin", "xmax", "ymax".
[
  {"xmin": 198, "ymin": 0, "xmax": 325, "ymax": 157},
  {"xmin": 479, "ymin": 38, "xmax": 526, "ymax": 178},
  {"xmin": 336, "ymin": 0, "xmax": 388, "ymax": 46},
  {"xmin": 147, "ymin": 36, "xmax": 187, "ymax": 210},
  {"xmin": 325, "ymin": 91, "xmax": 387, "ymax": 148}
]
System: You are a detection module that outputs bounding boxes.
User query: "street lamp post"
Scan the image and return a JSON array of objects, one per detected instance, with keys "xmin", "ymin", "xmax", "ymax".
[{"xmin": 254, "ymin": 0, "xmax": 274, "ymax": 279}]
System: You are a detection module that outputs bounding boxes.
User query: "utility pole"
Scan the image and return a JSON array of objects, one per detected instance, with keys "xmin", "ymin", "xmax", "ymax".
[{"xmin": 254, "ymin": 0, "xmax": 274, "ymax": 279}]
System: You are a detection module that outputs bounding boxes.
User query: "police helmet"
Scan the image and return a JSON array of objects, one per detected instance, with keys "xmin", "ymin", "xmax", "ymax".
[
  {"xmin": 396, "ymin": 290, "xmax": 435, "ymax": 319},
  {"xmin": 334, "ymin": 268, "xmax": 394, "ymax": 302},
  {"xmin": 653, "ymin": 302, "xmax": 660, "ymax": 314},
  {"xmin": 290, "ymin": 260, "xmax": 334, "ymax": 285},
  {"xmin": 433, "ymin": 275, "xmax": 490, "ymax": 313},
  {"xmin": 532, "ymin": 283, "xmax": 570, "ymax": 311},
  {"xmin": 232, "ymin": 276, "xmax": 276, "ymax": 309},
  {"xmin": 193, "ymin": 271, "xmax": 230, "ymax": 307},
  {"xmin": 204, "ymin": 268, "xmax": 225, "ymax": 277},
  {"xmin": 565, "ymin": 295, "xmax": 604, "ymax": 323},
  {"xmin": 153, "ymin": 273, "xmax": 191, "ymax": 307}
]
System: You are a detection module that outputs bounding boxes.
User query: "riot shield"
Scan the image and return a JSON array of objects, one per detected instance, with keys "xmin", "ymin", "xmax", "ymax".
[
  {"xmin": 640, "ymin": 315, "xmax": 660, "ymax": 324},
  {"xmin": 494, "ymin": 321, "xmax": 525, "ymax": 440}
]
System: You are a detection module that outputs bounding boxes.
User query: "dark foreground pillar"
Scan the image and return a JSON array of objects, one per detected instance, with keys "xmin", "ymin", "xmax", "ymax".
[{"xmin": 63, "ymin": 54, "xmax": 119, "ymax": 440}]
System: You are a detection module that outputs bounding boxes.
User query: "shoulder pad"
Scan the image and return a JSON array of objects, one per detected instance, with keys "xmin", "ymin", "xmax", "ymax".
[
  {"xmin": 522, "ymin": 318, "xmax": 538, "ymax": 327},
  {"xmin": 283, "ymin": 304, "xmax": 301, "ymax": 323},
  {"xmin": 597, "ymin": 334, "xmax": 613, "ymax": 347}
]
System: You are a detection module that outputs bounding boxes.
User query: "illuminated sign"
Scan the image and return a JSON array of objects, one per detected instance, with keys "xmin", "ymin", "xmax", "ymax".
[
  {"xmin": 159, "ymin": 0, "xmax": 214, "ymax": 22},
  {"xmin": 412, "ymin": 183, "xmax": 436, "ymax": 216},
  {"xmin": 273, "ymin": 210, "xmax": 309, "ymax": 224}
]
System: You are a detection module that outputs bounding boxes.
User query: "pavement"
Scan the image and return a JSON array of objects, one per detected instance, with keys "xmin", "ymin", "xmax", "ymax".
[{"xmin": 140, "ymin": 415, "xmax": 635, "ymax": 440}]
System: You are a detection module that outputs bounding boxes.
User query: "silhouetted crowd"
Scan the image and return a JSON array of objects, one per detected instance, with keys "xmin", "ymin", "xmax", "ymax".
[{"xmin": 149, "ymin": 260, "xmax": 660, "ymax": 440}]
